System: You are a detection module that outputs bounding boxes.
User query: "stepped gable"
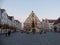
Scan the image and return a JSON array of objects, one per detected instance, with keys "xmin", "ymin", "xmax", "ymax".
[{"xmin": 24, "ymin": 11, "xmax": 40, "ymax": 24}]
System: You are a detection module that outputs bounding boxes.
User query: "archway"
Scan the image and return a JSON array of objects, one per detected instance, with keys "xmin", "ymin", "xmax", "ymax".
[{"xmin": 54, "ymin": 26, "xmax": 57, "ymax": 32}]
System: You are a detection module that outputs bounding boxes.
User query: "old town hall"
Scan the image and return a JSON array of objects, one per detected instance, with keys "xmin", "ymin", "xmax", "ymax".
[{"xmin": 23, "ymin": 11, "xmax": 41, "ymax": 32}]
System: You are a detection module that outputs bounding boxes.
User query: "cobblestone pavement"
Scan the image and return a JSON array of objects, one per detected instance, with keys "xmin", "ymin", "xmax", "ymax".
[{"xmin": 0, "ymin": 32, "xmax": 60, "ymax": 45}]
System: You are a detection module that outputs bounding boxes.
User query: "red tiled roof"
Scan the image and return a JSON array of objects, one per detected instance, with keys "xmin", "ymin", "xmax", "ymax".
[
  {"xmin": 8, "ymin": 16, "xmax": 13, "ymax": 21},
  {"xmin": 47, "ymin": 19, "xmax": 56, "ymax": 23},
  {"xmin": 0, "ymin": 9, "xmax": 5, "ymax": 13},
  {"xmin": 54, "ymin": 17, "xmax": 60, "ymax": 25},
  {"xmin": 15, "ymin": 20, "xmax": 20, "ymax": 23}
]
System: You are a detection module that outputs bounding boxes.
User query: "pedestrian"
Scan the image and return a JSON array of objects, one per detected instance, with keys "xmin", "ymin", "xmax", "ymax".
[
  {"xmin": 32, "ymin": 29, "xmax": 36, "ymax": 34},
  {"xmin": 8, "ymin": 29, "xmax": 11, "ymax": 36},
  {"xmin": 40, "ymin": 30, "xmax": 43, "ymax": 34},
  {"xmin": 4, "ymin": 29, "xmax": 8, "ymax": 37}
]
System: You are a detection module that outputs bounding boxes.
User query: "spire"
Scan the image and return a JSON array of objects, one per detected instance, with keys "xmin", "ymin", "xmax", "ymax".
[
  {"xmin": 32, "ymin": 10, "xmax": 34, "ymax": 13},
  {"xmin": 31, "ymin": 11, "xmax": 34, "ymax": 17}
]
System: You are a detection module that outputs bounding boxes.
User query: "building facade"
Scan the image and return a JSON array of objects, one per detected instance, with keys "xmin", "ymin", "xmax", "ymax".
[
  {"xmin": 53, "ymin": 18, "xmax": 60, "ymax": 32},
  {"xmin": 14, "ymin": 20, "xmax": 22, "ymax": 31},
  {"xmin": 0, "ymin": 9, "xmax": 22, "ymax": 33},
  {"xmin": 24, "ymin": 11, "xmax": 41, "ymax": 32},
  {"xmin": 41, "ymin": 19, "xmax": 56, "ymax": 32}
]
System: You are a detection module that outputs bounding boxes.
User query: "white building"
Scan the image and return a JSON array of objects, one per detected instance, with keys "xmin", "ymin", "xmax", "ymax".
[
  {"xmin": 47, "ymin": 19, "xmax": 56, "ymax": 31},
  {"xmin": 0, "ymin": 9, "xmax": 8, "ymax": 25},
  {"xmin": 0, "ymin": 9, "xmax": 9, "ymax": 33},
  {"xmin": 0, "ymin": 9, "xmax": 22, "ymax": 33},
  {"xmin": 14, "ymin": 20, "xmax": 22, "ymax": 31},
  {"xmin": 53, "ymin": 18, "xmax": 60, "ymax": 32},
  {"xmin": 41, "ymin": 19, "xmax": 49, "ymax": 32},
  {"xmin": 41, "ymin": 19, "xmax": 56, "ymax": 32}
]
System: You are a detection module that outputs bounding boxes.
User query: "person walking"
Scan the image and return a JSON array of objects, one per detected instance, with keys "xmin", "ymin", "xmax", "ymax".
[
  {"xmin": 4, "ymin": 29, "xmax": 8, "ymax": 37},
  {"xmin": 8, "ymin": 29, "xmax": 11, "ymax": 36}
]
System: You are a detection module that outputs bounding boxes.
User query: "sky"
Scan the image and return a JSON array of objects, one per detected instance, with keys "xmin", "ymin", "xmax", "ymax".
[{"xmin": 0, "ymin": 0, "xmax": 60, "ymax": 23}]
